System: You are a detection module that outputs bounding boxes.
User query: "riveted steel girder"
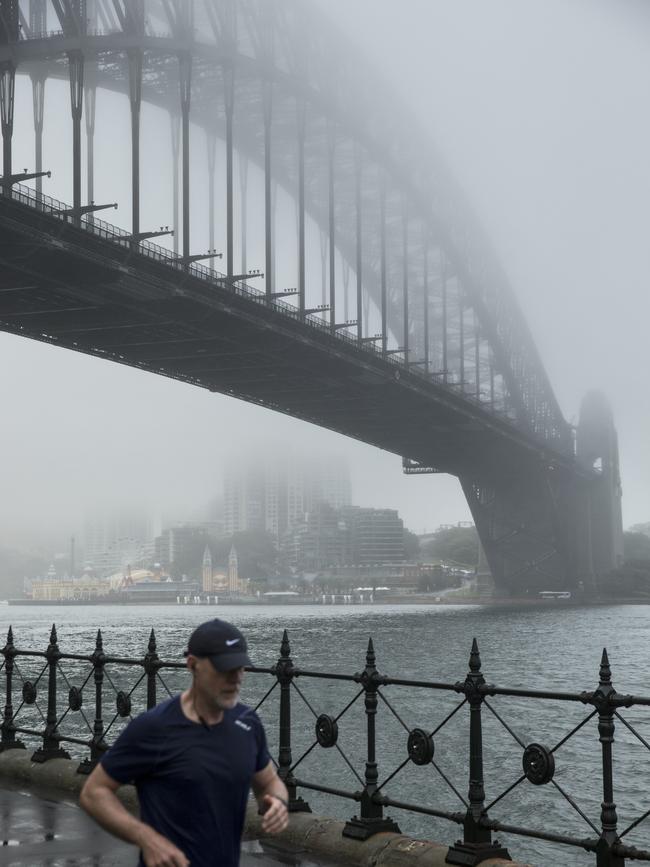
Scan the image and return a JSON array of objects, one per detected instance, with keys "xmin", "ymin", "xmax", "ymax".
[{"xmin": 0, "ymin": 1, "xmax": 571, "ymax": 456}]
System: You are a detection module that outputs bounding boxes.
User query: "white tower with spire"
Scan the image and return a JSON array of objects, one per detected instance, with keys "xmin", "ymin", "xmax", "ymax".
[
  {"xmin": 228, "ymin": 545, "xmax": 239, "ymax": 594},
  {"xmin": 202, "ymin": 545, "xmax": 213, "ymax": 593}
]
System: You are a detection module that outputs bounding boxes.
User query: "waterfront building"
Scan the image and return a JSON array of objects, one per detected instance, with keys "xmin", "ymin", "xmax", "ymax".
[
  {"xmin": 287, "ymin": 505, "xmax": 405, "ymax": 571},
  {"xmin": 286, "ymin": 504, "xmax": 347, "ymax": 571},
  {"xmin": 340, "ymin": 506, "xmax": 404, "ymax": 564},
  {"xmin": 28, "ymin": 565, "xmax": 111, "ymax": 601}
]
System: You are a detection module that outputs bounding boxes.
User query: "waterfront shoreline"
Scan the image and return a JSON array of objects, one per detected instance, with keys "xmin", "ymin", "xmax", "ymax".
[{"xmin": 3, "ymin": 595, "xmax": 643, "ymax": 607}]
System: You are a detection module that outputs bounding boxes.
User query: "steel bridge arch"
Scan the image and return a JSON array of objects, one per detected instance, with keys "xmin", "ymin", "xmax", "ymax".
[
  {"xmin": 0, "ymin": 0, "xmax": 622, "ymax": 593},
  {"xmin": 1, "ymin": 0, "xmax": 572, "ymax": 451}
]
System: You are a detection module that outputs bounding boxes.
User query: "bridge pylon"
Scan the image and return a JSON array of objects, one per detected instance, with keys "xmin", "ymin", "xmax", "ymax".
[
  {"xmin": 461, "ymin": 463, "xmax": 579, "ymax": 597},
  {"xmin": 457, "ymin": 392, "xmax": 623, "ymax": 597},
  {"xmin": 575, "ymin": 391, "xmax": 624, "ymax": 583}
]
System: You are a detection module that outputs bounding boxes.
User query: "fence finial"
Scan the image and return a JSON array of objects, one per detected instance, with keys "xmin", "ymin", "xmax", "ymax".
[
  {"xmin": 366, "ymin": 637, "xmax": 375, "ymax": 668},
  {"xmin": 469, "ymin": 637, "xmax": 481, "ymax": 673},
  {"xmin": 599, "ymin": 648, "xmax": 611, "ymax": 686},
  {"xmin": 280, "ymin": 629, "xmax": 290, "ymax": 658}
]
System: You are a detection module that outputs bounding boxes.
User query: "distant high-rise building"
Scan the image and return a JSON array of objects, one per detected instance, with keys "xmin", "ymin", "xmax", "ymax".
[
  {"xmin": 83, "ymin": 508, "xmax": 153, "ymax": 576},
  {"xmin": 224, "ymin": 454, "xmax": 351, "ymax": 540},
  {"xmin": 154, "ymin": 523, "xmax": 215, "ymax": 576}
]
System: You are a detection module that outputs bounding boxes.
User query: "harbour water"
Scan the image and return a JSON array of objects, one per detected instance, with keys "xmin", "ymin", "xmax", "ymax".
[{"xmin": 3, "ymin": 602, "xmax": 650, "ymax": 866}]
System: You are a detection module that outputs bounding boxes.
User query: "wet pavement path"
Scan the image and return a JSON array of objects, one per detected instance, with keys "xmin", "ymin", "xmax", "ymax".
[{"xmin": 0, "ymin": 787, "xmax": 332, "ymax": 867}]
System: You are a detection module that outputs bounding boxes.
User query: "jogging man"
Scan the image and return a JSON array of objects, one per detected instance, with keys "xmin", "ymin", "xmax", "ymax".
[{"xmin": 80, "ymin": 618, "xmax": 289, "ymax": 867}]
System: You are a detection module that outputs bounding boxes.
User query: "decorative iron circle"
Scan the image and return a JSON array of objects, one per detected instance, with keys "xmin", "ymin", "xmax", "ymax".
[
  {"xmin": 407, "ymin": 728, "xmax": 435, "ymax": 765},
  {"xmin": 68, "ymin": 686, "xmax": 83, "ymax": 712},
  {"xmin": 116, "ymin": 691, "xmax": 132, "ymax": 718},
  {"xmin": 522, "ymin": 743, "xmax": 555, "ymax": 785},
  {"xmin": 315, "ymin": 714, "xmax": 338, "ymax": 748},
  {"xmin": 22, "ymin": 681, "xmax": 37, "ymax": 705}
]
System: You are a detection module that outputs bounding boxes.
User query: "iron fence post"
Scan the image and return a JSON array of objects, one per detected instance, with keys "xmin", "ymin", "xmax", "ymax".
[
  {"xmin": 144, "ymin": 629, "xmax": 158, "ymax": 710},
  {"xmin": 446, "ymin": 639, "xmax": 510, "ymax": 865},
  {"xmin": 343, "ymin": 638, "xmax": 400, "ymax": 839},
  {"xmin": 78, "ymin": 628, "xmax": 107, "ymax": 774},
  {"xmin": 275, "ymin": 630, "xmax": 311, "ymax": 812},
  {"xmin": 32, "ymin": 624, "xmax": 70, "ymax": 762},
  {"xmin": 0, "ymin": 626, "xmax": 25, "ymax": 752},
  {"xmin": 594, "ymin": 649, "xmax": 625, "ymax": 867}
]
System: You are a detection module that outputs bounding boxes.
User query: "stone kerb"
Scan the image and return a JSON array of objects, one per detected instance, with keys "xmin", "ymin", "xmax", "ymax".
[{"xmin": 0, "ymin": 750, "xmax": 529, "ymax": 867}]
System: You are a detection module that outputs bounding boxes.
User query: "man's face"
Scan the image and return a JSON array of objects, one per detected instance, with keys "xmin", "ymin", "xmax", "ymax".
[{"xmin": 189, "ymin": 655, "xmax": 245, "ymax": 711}]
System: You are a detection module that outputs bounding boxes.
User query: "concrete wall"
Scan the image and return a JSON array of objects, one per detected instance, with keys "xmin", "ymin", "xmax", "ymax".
[{"xmin": 0, "ymin": 749, "xmax": 531, "ymax": 866}]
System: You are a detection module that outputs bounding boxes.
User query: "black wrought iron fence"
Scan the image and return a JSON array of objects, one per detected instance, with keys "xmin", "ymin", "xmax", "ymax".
[{"xmin": 1, "ymin": 624, "xmax": 650, "ymax": 867}]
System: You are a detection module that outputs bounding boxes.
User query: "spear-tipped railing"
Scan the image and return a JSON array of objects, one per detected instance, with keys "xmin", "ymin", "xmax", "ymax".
[{"xmin": 1, "ymin": 624, "xmax": 649, "ymax": 866}]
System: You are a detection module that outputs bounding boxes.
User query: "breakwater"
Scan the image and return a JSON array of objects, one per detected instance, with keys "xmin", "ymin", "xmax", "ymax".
[{"xmin": 1, "ymin": 607, "xmax": 650, "ymax": 865}]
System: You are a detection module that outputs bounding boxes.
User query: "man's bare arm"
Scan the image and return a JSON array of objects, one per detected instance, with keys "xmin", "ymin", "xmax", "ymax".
[
  {"xmin": 252, "ymin": 761, "xmax": 289, "ymax": 835},
  {"xmin": 79, "ymin": 763, "xmax": 189, "ymax": 867}
]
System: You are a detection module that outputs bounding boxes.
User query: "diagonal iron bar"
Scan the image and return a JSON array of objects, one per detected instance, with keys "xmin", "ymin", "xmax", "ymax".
[
  {"xmin": 290, "ymin": 680, "xmax": 319, "ymax": 718},
  {"xmin": 483, "ymin": 773, "xmax": 527, "ymax": 813},
  {"xmin": 253, "ymin": 679, "xmax": 277, "ymax": 713},
  {"xmin": 376, "ymin": 755, "xmax": 411, "ymax": 791},
  {"xmin": 334, "ymin": 688, "xmax": 364, "ymax": 723},
  {"xmin": 430, "ymin": 698, "xmax": 467, "ymax": 737},
  {"xmin": 483, "ymin": 698, "xmax": 526, "ymax": 748},
  {"xmin": 551, "ymin": 779, "xmax": 600, "ymax": 835},
  {"xmin": 430, "ymin": 758, "xmax": 470, "ymax": 809},
  {"xmin": 614, "ymin": 710, "xmax": 650, "ymax": 751},
  {"xmin": 551, "ymin": 709, "xmax": 598, "ymax": 753},
  {"xmin": 156, "ymin": 672, "xmax": 174, "ymax": 700},
  {"xmin": 377, "ymin": 689, "xmax": 410, "ymax": 732},
  {"xmin": 619, "ymin": 805, "xmax": 650, "ymax": 840},
  {"xmin": 289, "ymin": 739, "xmax": 319, "ymax": 773}
]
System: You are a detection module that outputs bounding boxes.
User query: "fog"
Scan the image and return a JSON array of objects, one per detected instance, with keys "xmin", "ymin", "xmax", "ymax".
[{"xmin": 1, "ymin": 0, "xmax": 649, "ymax": 554}]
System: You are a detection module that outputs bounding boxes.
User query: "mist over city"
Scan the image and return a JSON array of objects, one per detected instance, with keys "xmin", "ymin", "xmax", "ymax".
[
  {"xmin": 0, "ymin": 0, "xmax": 648, "ymax": 602},
  {"xmin": 2, "ymin": 3, "xmax": 650, "ymax": 866}
]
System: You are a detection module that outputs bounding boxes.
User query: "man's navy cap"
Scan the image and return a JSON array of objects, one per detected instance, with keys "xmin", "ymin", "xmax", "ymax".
[{"xmin": 186, "ymin": 619, "xmax": 252, "ymax": 672}]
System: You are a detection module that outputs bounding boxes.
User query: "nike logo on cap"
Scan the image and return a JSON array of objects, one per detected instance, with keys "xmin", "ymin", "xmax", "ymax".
[{"xmin": 226, "ymin": 638, "xmax": 240, "ymax": 646}]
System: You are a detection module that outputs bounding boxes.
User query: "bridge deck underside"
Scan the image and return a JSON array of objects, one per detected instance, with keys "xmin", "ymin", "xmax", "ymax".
[{"xmin": 0, "ymin": 198, "xmax": 563, "ymax": 485}]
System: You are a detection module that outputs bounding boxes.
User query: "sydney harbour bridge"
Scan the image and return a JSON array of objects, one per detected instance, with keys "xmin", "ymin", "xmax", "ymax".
[{"xmin": 0, "ymin": 0, "xmax": 623, "ymax": 593}]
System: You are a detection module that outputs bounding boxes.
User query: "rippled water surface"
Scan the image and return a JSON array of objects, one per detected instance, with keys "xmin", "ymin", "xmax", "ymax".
[{"xmin": 3, "ymin": 602, "xmax": 650, "ymax": 866}]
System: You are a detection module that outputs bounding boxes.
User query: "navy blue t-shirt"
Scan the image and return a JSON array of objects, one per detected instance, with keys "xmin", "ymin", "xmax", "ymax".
[{"xmin": 101, "ymin": 696, "xmax": 270, "ymax": 867}]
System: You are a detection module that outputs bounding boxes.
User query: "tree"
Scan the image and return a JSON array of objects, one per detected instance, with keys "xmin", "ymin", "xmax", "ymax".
[
  {"xmin": 623, "ymin": 531, "xmax": 650, "ymax": 563},
  {"xmin": 422, "ymin": 525, "xmax": 479, "ymax": 568},
  {"xmin": 0, "ymin": 547, "xmax": 49, "ymax": 598},
  {"xmin": 403, "ymin": 528, "xmax": 420, "ymax": 561},
  {"xmin": 230, "ymin": 530, "xmax": 286, "ymax": 579}
]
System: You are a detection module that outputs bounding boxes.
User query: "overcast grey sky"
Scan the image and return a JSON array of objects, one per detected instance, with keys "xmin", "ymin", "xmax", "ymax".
[{"xmin": 2, "ymin": 0, "xmax": 648, "ymax": 551}]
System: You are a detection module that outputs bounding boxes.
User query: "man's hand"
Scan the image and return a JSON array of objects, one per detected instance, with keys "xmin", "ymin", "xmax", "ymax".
[
  {"xmin": 80, "ymin": 764, "xmax": 189, "ymax": 866},
  {"xmin": 139, "ymin": 825, "xmax": 190, "ymax": 867},
  {"xmin": 260, "ymin": 793, "xmax": 289, "ymax": 835}
]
